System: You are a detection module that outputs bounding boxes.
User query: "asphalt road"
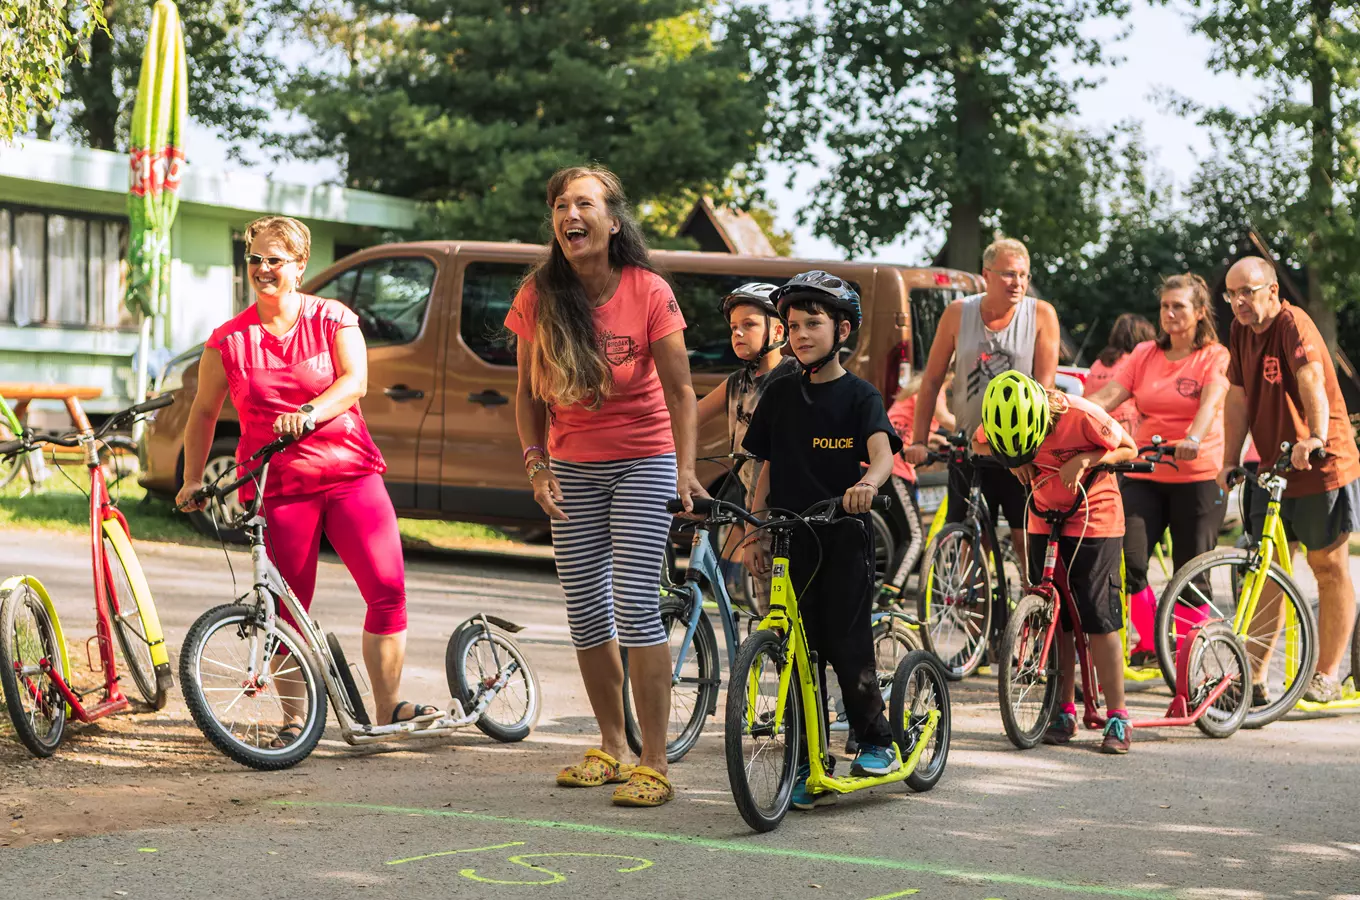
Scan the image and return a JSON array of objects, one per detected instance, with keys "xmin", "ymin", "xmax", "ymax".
[{"xmin": 1, "ymin": 530, "xmax": 1358, "ymax": 900}]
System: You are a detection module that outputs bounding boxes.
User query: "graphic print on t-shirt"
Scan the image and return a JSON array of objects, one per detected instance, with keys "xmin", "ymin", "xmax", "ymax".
[
  {"xmin": 598, "ymin": 330, "xmax": 640, "ymax": 367},
  {"xmin": 966, "ymin": 336, "xmax": 1015, "ymax": 401},
  {"xmin": 1263, "ymin": 356, "xmax": 1282, "ymax": 385},
  {"xmin": 1176, "ymin": 377, "xmax": 1202, "ymax": 399}
]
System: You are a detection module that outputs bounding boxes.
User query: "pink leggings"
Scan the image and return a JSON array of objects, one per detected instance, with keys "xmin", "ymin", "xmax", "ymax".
[{"xmin": 262, "ymin": 473, "xmax": 407, "ymax": 635}]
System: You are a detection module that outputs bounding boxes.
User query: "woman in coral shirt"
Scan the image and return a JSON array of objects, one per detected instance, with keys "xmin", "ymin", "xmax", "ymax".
[
  {"xmin": 1088, "ymin": 275, "xmax": 1230, "ymax": 663},
  {"xmin": 1085, "ymin": 313, "xmax": 1156, "ymax": 438},
  {"xmin": 177, "ymin": 216, "xmax": 439, "ymax": 746}
]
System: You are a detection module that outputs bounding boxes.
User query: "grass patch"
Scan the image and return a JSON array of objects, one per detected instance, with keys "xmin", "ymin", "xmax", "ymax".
[{"xmin": 2, "ymin": 465, "xmax": 519, "ymax": 552}]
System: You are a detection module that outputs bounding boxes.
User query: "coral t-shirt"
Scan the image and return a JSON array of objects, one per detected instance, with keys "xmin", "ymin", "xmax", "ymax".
[
  {"xmin": 1087, "ymin": 356, "xmax": 1139, "ymax": 438},
  {"xmin": 887, "ymin": 394, "xmax": 937, "ymax": 481},
  {"xmin": 505, "ymin": 267, "xmax": 686, "ymax": 463},
  {"xmin": 206, "ymin": 295, "xmax": 386, "ymax": 500},
  {"xmin": 1116, "ymin": 340, "xmax": 1231, "ymax": 483},
  {"xmin": 1226, "ymin": 302, "xmax": 1360, "ymax": 497},
  {"xmin": 975, "ymin": 393, "xmax": 1126, "ymax": 538}
]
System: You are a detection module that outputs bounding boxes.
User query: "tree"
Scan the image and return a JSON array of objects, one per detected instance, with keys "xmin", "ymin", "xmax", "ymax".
[
  {"xmin": 1178, "ymin": 0, "xmax": 1360, "ymax": 345},
  {"xmin": 0, "ymin": 0, "xmax": 105, "ymax": 143},
  {"xmin": 36, "ymin": 0, "xmax": 277, "ymax": 153},
  {"xmin": 281, "ymin": 1, "xmax": 772, "ymax": 244},
  {"xmin": 739, "ymin": 0, "xmax": 1130, "ymax": 270}
]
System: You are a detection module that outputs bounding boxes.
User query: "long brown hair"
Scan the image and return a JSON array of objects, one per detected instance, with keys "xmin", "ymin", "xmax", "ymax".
[
  {"xmin": 1155, "ymin": 273, "xmax": 1219, "ymax": 351},
  {"xmin": 1097, "ymin": 313, "xmax": 1157, "ymax": 367},
  {"xmin": 522, "ymin": 166, "xmax": 660, "ymax": 409}
]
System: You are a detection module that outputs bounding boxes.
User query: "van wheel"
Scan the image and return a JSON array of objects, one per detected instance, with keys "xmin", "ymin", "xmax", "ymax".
[{"xmin": 187, "ymin": 438, "xmax": 247, "ymax": 543}]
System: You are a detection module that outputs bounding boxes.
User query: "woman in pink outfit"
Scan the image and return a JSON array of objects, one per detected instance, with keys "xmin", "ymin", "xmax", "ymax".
[
  {"xmin": 1085, "ymin": 313, "xmax": 1156, "ymax": 438},
  {"xmin": 177, "ymin": 215, "xmax": 439, "ymax": 741}
]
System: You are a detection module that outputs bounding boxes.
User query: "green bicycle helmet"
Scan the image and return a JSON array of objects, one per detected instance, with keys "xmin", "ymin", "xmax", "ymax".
[{"xmin": 981, "ymin": 370, "xmax": 1051, "ymax": 466}]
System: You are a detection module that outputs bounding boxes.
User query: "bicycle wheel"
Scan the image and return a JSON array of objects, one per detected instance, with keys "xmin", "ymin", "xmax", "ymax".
[
  {"xmin": 890, "ymin": 650, "xmax": 951, "ymax": 791},
  {"xmin": 0, "ymin": 413, "xmax": 21, "ymax": 490},
  {"xmin": 725, "ymin": 630, "xmax": 802, "ymax": 833},
  {"xmin": 0, "ymin": 581, "xmax": 66, "ymax": 756},
  {"xmin": 622, "ymin": 595, "xmax": 718, "ymax": 763},
  {"xmin": 873, "ymin": 613, "xmax": 923, "ymax": 685},
  {"xmin": 998, "ymin": 594, "xmax": 1061, "ymax": 749},
  {"xmin": 1187, "ymin": 622, "xmax": 1250, "ymax": 738},
  {"xmin": 1154, "ymin": 548, "xmax": 1316, "ymax": 729},
  {"xmin": 917, "ymin": 524, "xmax": 992, "ymax": 679},
  {"xmin": 101, "ymin": 531, "xmax": 166, "ymax": 709},
  {"xmin": 447, "ymin": 623, "xmax": 540, "ymax": 743},
  {"xmin": 179, "ymin": 603, "xmax": 327, "ymax": 770}
]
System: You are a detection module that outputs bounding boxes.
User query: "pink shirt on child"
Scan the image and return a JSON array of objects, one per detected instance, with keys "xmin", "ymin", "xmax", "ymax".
[
  {"xmin": 505, "ymin": 267, "xmax": 686, "ymax": 463},
  {"xmin": 887, "ymin": 394, "xmax": 937, "ymax": 481},
  {"xmin": 206, "ymin": 295, "xmax": 385, "ymax": 500}
]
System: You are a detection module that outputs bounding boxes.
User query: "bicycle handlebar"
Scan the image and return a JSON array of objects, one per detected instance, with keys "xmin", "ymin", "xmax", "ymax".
[
  {"xmin": 1033, "ymin": 461, "xmax": 1152, "ymax": 525},
  {"xmin": 188, "ymin": 432, "xmax": 303, "ymax": 510},
  {"xmin": 665, "ymin": 494, "xmax": 891, "ymax": 528},
  {"xmin": 1226, "ymin": 440, "xmax": 1327, "ymax": 489},
  {"xmin": 0, "ymin": 394, "xmax": 175, "ymax": 458}
]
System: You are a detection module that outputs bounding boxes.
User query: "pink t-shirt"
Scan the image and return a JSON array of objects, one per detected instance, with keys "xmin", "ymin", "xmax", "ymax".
[
  {"xmin": 1087, "ymin": 356, "xmax": 1139, "ymax": 438},
  {"xmin": 206, "ymin": 295, "xmax": 385, "ymax": 500},
  {"xmin": 975, "ymin": 393, "xmax": 1126, "ymax": 538},
  {"xmin": 887, "ymin": 394, "xmax": 937, "ymax": 481},
  {"xmin": 505, "ymin": 267, "xmax": 686, "ymax": 463},
  {"xmin": 1116, "ymin": 340, "xmax": 1230, "ymax": 483}
]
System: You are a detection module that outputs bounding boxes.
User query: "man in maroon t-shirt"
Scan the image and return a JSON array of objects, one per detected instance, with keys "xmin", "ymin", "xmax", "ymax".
[{"xmin": 1218, "ymin": 257, "xmax": 1360, "ymax": 703}]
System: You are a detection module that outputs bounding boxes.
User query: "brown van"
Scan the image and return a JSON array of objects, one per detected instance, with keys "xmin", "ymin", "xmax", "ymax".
[{"xmin": 140, "ymin": 241, "xmax": 981, "ymax": 549}]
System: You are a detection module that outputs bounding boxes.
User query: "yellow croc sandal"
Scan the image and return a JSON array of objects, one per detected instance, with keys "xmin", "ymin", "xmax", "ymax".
[
  {"xmin": 556, "ymin": 749, "xmax": 634, "ymax": 787},
  {"xmin": 611, "ymin": 766, "xmax": 675, "ymax": 807}
]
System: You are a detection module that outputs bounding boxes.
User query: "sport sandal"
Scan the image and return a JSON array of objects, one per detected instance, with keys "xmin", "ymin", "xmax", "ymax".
[
  {"xmin": 556, "ymin": 749, "xmax": 634, "ymax": 787},
  {"xmin": 612, "ymin": 766, "xmax": 675, "ymax": 807}
]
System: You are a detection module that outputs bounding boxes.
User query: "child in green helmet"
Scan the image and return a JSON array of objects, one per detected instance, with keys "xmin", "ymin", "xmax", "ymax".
[{"xmin": 976, "ymin": 370, "xmax": 1138, "ymax": 754}]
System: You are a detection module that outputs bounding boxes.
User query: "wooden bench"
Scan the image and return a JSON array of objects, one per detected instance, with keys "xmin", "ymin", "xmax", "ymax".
[{"xmin": 0, "ymin": 383, "xmax": 103, "ymax": 433}]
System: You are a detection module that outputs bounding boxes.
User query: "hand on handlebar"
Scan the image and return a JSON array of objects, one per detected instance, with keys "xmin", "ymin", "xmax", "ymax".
[
  {"xmin": 1059, "ymin": 456, "xmax": 1091, "ymax": 493},
  {"xmin": 1290, "ymin": 437, "xmax": 1326, "ymax": 472},
  {"xmin": 842, "ymin": 481, "xmax": 878, "ymax": 515},
  {"xmin": 1173, "ymin": 441, "xmax": 1200, "ymax": 462},
  {"xmin": 175, "ymin": 478, "xmax": 207, "ymax": 513},
  {"xmin": 902, "ymin": 444, "xmax": 929, "ymax": 466},
  {"xmin": 1215, "ymin": 465, "xmax": 1239, "ymax": 493},
  {"xmin": 1011, "ymin": 462, "xmax": 1038, "ymax": 487}
]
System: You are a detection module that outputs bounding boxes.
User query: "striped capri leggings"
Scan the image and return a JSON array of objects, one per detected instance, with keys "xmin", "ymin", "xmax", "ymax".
[{"xmin": 551, "ymin": 454, "xmax": 677, "ymax": 650}]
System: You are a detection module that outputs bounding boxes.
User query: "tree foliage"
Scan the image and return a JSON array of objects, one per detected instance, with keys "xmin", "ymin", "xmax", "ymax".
[
  {"xmin": 34, "ymin": 0, "xmax": 277, "ymax": 153},
  {"xmin": 282, "ymin": 0, "xmax": 773, "ymax": 244},
  {"xmin": 0, "ymin": 0, "xmax": 105, "ymax": 143},
  {"xmin": 739, "ymin": 0, "xmax": 1130, "ymax": 270},
  {"xmin": 1175, "ymin": 0, "xmax": 1360, "ymax": 343}
]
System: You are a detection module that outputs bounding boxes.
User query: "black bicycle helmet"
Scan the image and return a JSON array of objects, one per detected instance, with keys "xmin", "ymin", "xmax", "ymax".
[
  {"xmin": 770, "ymin": 270, "xmax": 861, "ymax": 331},
  {"xmin": 718, "ymin": 282, "xmax": 780, "ymax": 319}
]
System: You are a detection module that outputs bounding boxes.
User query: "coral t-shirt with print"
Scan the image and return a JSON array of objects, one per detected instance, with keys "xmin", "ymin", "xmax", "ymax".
[
  {"xmin": 1116, "ymin": 340, "xmax": 1230, "ymax": 483},
  {"xmin": 206, "ymin": 295, "xmax": 386, "ymax": 500},
  {"xmin": 887, "ymin": 394, "xmax": 937, "ymax": 482},
  {"xmin": 505, "ymin": 266, "xmax": 686, "ymax": 463},
  {"xmin": 975, "ymin": 393, "xmax": 1126, "ymax": 537}
]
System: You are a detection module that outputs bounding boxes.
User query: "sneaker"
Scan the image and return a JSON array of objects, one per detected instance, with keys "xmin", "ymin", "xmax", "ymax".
[
  {"xmin": 1042, "ymin": 712, "xmax": 1078, "ymax": 745},
  {"xmin": 850, "ymin": 743, "xmax": 901, "ymax": 776},
  {"xmin": 1128, "ymin": 650, "xmax": 1157, "ymax": 669},
  {"xmin": 1303, "ymin": 672, "xmax": 1343, "ymax": 704},
  {"xmin": 843, "ymin": 733, "xmax": 859, "ymax": 756},
  {"xmin": 1251, "ymin": 682, "xmax": 1271, "ymax": 708},
  {"xmin": 791, "ymin": 762, "xmax": 836, "ymax": 810},
  {"xmin": 1100, "ymin": 714, "xmax": 1131, "ymax": 755}
]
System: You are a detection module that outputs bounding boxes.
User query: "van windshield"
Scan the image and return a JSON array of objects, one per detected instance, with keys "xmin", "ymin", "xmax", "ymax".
[{"xmin": 909, "ymin": 287, "xmax": 969, "ymax": 367}]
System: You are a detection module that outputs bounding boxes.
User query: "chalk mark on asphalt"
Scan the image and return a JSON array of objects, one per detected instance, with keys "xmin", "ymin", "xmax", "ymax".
[{"xmin": 277, "ymin": 801, "xmax": 1176, "ymax": 899}]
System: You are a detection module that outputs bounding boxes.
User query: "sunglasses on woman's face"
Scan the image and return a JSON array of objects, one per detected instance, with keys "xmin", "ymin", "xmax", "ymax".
[{"xmin": 246, "ymin": 254, "xmax": 295, "ymax": 268}]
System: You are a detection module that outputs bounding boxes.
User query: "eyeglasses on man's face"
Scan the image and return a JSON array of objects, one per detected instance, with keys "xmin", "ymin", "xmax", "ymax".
[{"xmin": 1222, "ymin": 283, "xmax": 1270, "ymax": 304}]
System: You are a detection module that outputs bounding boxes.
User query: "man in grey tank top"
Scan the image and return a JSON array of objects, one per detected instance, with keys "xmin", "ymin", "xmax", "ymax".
[{"xmin": 902, "ymin": 238, "xmax": 1060, "ymax": 576}]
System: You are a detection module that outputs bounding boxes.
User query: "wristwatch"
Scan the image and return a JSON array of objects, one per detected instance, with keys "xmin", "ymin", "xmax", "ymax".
[{"xmin": 297, "ymin": 404, "xmax": 317, "ymax": 430}]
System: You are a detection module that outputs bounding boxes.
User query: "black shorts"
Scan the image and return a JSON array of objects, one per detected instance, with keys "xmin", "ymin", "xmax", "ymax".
[
  {"xmin": 1027, "ymin": 532, "xmax": 1123, "ymax": 635},
  {"xmin": 1248, "ymin": 477, "xmax": 1360, "ymax": 551},
  {"xmin": 947, "ymin": 458, "xmax": 1027, "ymax": 530}
]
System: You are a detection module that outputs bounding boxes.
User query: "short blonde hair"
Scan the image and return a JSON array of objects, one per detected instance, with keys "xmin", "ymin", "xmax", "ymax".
[
  {"xmin": 245, "ymin": 215, "xmax": 311, "ymax": 262},
  {"xmin": 982, "ymin": 238, "xmax": 1029, "ymax": 268}
]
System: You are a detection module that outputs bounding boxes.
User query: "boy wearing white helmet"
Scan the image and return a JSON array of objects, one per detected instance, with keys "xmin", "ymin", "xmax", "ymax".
[{"xmin": 977, "ymin": 370, "xmax": 1138, "ymax": 754}]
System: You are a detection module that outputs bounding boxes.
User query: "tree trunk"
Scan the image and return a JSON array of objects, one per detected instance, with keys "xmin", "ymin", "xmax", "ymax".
[
  {"xmin": 947, "ymin": 52, "xmax": 987, "ymax": 274},
  {"xmin": 1305, "ymin": 0, "xmax": 1338, "ymax": 347},
  {"xmin": 66, "ymin": 0, "xmax": 120, "ymax": 150}
]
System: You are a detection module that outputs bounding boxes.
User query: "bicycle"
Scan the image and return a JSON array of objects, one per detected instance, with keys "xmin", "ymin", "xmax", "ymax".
[
  {"xmin": 997, "ymin": 461, "xmax": 1251, "ymax": 749},
  {"xmin": 716, "ymin": 494, "xmax": 951, "ymax": 833},
  {"xmin": 629, "ymin": 462, "xmax": 923, "ymax": 764},
  {"xmin": 1152, "ymin": 441, "xmax": 1326, "ymax": 728},
  {"xmin": 916, "ymin": 431, "xmax": 1024, "ymax": 679},
  {"xmin": 178, "ymin": 432, "xmax": 540, "ymax": 770},
  {"xmin": 0, "ymin": 396, "xmax": 175, "ymax": 757},
  {"xmin": 0, "ymin": 390, "xmax": 49, "ymax": 493}
]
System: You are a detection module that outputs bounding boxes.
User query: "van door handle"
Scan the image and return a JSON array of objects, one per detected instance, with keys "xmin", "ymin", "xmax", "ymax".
[
  {"xmin": 467, "ymin": 390, "xmax": 509, "ymax": 407},
  {"xmin": 384, "ymin": 385, "xmax": 425, "ymax": 401}
]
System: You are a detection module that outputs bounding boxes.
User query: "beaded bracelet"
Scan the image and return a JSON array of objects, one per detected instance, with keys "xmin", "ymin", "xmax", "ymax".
[{"xmin": 527, "ymin": 459, "xmax": 551, "ymax": 483}]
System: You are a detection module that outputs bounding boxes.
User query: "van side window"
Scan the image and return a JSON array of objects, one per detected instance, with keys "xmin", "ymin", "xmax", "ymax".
[
  {"xmin": 909, "ymin": 288, "xmax": 967, "ymax": 367},
  {"xmin": 313, "ymin": 267, "xmax": 359, "ymax": 305},
  {"xmin": 670, "ymin": 272, "xmax": 861, "ymax": 373},
  {"xmin": 461, "ymin": 261, "xmax": 531, "ymax": 366},
  {"xmin": 346, "ymin": 257, "xmax": 436, "ymax": 346}
]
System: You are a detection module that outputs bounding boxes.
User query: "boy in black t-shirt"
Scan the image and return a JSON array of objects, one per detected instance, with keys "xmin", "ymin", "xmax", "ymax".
[{"xmin": 742, "ymin": 271, "xmax": 902, "ymax": 809}]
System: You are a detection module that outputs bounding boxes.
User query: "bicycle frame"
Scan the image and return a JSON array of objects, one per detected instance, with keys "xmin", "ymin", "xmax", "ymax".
[
  {"xmin": 753, "ymin": 525, "xmax": 940, "ymax": 795},
  {"xmin": 1029, "ymin": 531, "xmax": 1235, "ymax": 732},
  {"xmin": 32, "ymin": 431, "xmax": 171, "ymax": 721},
  {"xmin": 670, "ymin": 526, "xmax": 743, "ymax": 676}
]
